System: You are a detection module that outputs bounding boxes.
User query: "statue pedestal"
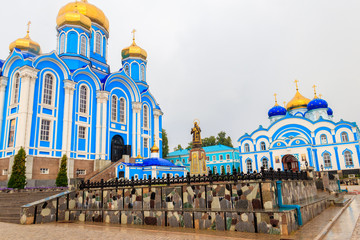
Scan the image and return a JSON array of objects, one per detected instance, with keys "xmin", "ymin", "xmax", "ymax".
[{"xmin": 189, "ymin": 148, "xmax": 207, "ymax": 176}]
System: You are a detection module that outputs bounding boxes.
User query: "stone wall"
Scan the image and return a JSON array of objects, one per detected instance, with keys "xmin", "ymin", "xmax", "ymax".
[
  {"xmin": 281, "ymin": 180, "xmax": 317, "ymax": 205},
  {"xmin": 0, "ymin": 158, "xmax": 10, "ymax": 181}
]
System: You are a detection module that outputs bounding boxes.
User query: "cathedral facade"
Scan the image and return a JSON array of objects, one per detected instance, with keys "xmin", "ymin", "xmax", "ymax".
[
  {"xmin": 0, "ymin": 0, "xmax": 163, "ymax": 184},
  {"xmin": 237, "ymin": 82, "xmax": 360, "ymax": 176}
]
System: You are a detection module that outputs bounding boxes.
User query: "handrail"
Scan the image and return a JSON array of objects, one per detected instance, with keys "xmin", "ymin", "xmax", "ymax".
[
  {"xmin": 276, "ymin": 180, "xmax": 303, "ymax": 226},
  {"xmin": 21, "ymin": 190, "xmax": 73, "ymax": 208}
]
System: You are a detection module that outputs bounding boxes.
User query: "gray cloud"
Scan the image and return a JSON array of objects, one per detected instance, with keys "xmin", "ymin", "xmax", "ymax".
[{"xmin": 1, "ymin": 0, "xmax": 359, "ymax": 150}]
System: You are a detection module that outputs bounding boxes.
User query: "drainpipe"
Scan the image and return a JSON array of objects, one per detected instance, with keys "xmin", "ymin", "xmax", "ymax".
[
  {"xmin": 276, "ymin": 181, "xmax": 303, "ymax": 226},
  {"xmin": 337, "ymin": 180, "xmax": 348, "ymax": 193}
]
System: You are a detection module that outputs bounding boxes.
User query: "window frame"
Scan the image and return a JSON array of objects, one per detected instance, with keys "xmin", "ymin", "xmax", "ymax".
[
  {"xmin": 212, "ymin": 155, "xmax": 216, "ymax": 161},
  {"xmin": 140, "ymin": 65, "xmax": 145, "ymax": 81},
  {"xmin": 219, "ymin": 155, "xmax": 223, "ymax": 160},
  {"xmin": 119, "ymin": 97, "xmax": 126, "ymax": 124},
  {"xmin": 12, "ymin": 73, "xmax": 20, "ymax": 105},
  {"xmin": 323, "ymin": 153, "xmax": 331, "ymax": 168},
  {"xmin": 226, "ymin": 154, "xmax": 230, "ymax": 160},
  {"xmin": 262, "ymin": 158, "xmax": 268, "ymax": 170},
  {"xmin": 341, "ymin": 132, "xmax": 349, "ymax": 143},
  {"xmin": 59, "ymin": 34, "xmax": 65, "ymax": 54},
  {"xmin": 95, "ymin": 32, "xmax": 102, "ymax": 55},
  {"xmin": 40, "ymin": 168, "xmax": 49, "ymax": 175},
  {"xmin": 320, "ymin": 134, "xmax": 328, "ymax": 144},
  {"xmin": 226, "ymin": 165, "xmax": 231, "ymax": 173},
  {"xmin": 247, "ymin": 160, "xmax": 252, "ymax": 173},
  {"xmin": 76, "ymin": 169, "xmax": 86, "ymax": 175},
  {"xmin": 111, "ymin": 95, "xmax": 117, "ymax": 122},
  {"xmin": 124, "ymin": 65, "xmax": 130, "ymax": 76},
  {"xmin": 344, "ymin": 151, "xmax": 353, "ymax": 166},
  {"xmin": 260, "ymin": 142, "xmax": 266, "ymax": 151},
  {"xmin": 244, "ymin": 143, "xmax": 250, "ymax": 152},
  {"xmin": 79, "ymin": 85, "xmax": 88, "ymax": 115},
  {"xmin": 213, "ymin": 166, "xmax": 217, "ymax": 174},
  {"xmin": 8, "ymin": 119, "xmax": 16, "ymax": 147},
  {"xmin": 42, "ymin": 73, "xmax": 54, "ymax": 106},
  {"xmin": 80, "ymin": 35, "xmax": 87, "ymax": 56},
  {"xmin": 143, "ymin": 105, "xmax": 149, "ymax": 129},
  {"xmin": 78, "ymin": 126, "xmax": 86, "ymax": 139},
  {"xmin": 144, "ymin": 138, "xmax": 148, "ymax": 148},
  {"xmin": 40, "ymin": 119, "xmax": 51, "ymax": 142}
]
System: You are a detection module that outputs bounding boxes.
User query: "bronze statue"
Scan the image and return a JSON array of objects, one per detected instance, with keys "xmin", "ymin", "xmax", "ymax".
[{"xmin": 191, "ymin": 120, "xmax": 202, "ymax": 148}]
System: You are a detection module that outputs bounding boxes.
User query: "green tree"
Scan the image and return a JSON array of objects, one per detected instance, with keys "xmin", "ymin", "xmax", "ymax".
[
  {"xmin": 162, "ymin": 129, "xmax": 169, "ymax": 158},
  {"xmin": 221, "ymin": 165, "xmax": 225, "ymax": 175},
  {"xmin": 8, "ymin": 147, "xmax": 27, "ymax": 189},
  {"xmin": 186, "ymin": 142, "xmax": 193, "ymax": 150},
  {"xmin": 56, "ymin": 155, "xmax": 68, "ymax": 187},
  {"xmin": 216, "ymin": 131, "xmax": 233, "ymax": 147},
  {"xmin": 202, "ymin": 136, "xmax": 216, "ymax": 147},
  {"xmin": 174, "ymin": 144, "xmax": 184, "ymax": 151}
]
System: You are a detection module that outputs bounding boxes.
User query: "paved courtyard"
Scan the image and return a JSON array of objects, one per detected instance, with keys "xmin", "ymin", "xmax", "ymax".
[{"xmin": 0, "ymin": 185, "xmax": 359, "ymax": 240}]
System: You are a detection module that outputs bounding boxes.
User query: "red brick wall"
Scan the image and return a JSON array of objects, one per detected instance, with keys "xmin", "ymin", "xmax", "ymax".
[
  {"xmin": 74, "ymin": 159, "xmax": 94, "ymax": 178},
  {"xmin": 0, "ymin": 158, "xmax": 10, "ymax": 181},
  {"xmin": 32, "ymin": 157, "xmax": 60, "ymax": 180}
]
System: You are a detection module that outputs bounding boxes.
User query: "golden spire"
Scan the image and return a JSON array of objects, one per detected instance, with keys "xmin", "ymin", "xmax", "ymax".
[
  {"xmin": 151, "ymin": 135, "xmax": 159, "ymax": 153},
  {"xmin": 294, "ymin": 79, "xmax": 299, "ymax": 91},
  {"xmin": 136, "ymin": 151, "xmax": 143, "ymax": 159},
  {"xmin": 274, "ymin": 93, "xmax": 279, "ymax": 106},
  {"xmin": 283, "ymin": 101, "xmax": 286, "ymax": 108},
  {"xmin": 81, "ymin": 0, "xmax": 88, "ymax": 3},
  {"xmin": 319, "ymin": 94, "xmax": 322, "ymax": 99},
  {"xmin": 312, "ymin": 85, "xmax": 318, "ymax": 98},
  {"xmin": 132, "ymin": 29, "xmax": 136, "ymax": 44}
]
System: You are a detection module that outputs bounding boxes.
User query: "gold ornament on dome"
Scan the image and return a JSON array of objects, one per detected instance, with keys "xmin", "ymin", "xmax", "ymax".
[
  {"xmin": 57, "ymin": 0, "xmax": 109, "ymax": 32},
  {"xmin": 273, "ymin": 93, "xmax": 279, "ymax": 106},
  {"xmin": 286, "ymin": 80, "xmax": 311, "ymax": 110},
  {"xmin": 9, "ymin": 21, "xmax": 41, "ymax": 54},
  {"xmin": 57, "ymin": 1, "xmax": 92, "ymax": 30},
  {"xmin": 121, "ymin": 29, "xmax": 147, "ymax": 60}
]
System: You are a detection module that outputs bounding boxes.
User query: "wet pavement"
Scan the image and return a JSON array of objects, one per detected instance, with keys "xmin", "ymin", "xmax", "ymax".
[{"xmin": 0, "ymin": 186, "xmax": 359, "ymax": 240}]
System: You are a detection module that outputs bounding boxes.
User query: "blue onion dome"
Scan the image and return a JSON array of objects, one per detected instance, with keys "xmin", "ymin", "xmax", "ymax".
[
  {"xmin": 307, "ymin": 87, "xmax": 328, "ymax": 111},
  {"xmin": 327, "ymin": 107, "xmax": 333, "ymax": 116},
  {"xmin": 268, "ymin": 94, "xmax": 286, "ymax": 117}
]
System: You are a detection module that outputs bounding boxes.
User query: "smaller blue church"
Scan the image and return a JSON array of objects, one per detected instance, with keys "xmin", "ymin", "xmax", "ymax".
[{"xmin": 117, "ymin": 143, "xmax": 186, "ymax": 180}]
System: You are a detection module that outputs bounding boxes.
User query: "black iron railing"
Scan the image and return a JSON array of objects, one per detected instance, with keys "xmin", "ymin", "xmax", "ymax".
[{"xmin": 79, "ymin": 167, "xmax": 309, "ymax": 190}]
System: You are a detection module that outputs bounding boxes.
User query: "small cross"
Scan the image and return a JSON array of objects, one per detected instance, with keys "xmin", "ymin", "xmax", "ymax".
[
  {"xmin": 319, "ymin": 94, "xmax": 322, "ymax": 99},
  {"xmin": 312, "ymin": 85, "xmax": 317, "ymax": 95},
  {"xmin": 132, "ymin": 29, "xmax": 136, "ymax": 42},
  {"xmin": 294, "ymin": 80, "xmax": 299, "ymax": 90},
  {"xmin": 274, "ymin": 93, "xmax": 278, "ymax": 104},
  {"xmin": 283, "ymin": 101, "xmax": 286, "ymax": 107},
  {"xmin": 27, "ymin": 21, "xmax": 31, "ymax": 33}
]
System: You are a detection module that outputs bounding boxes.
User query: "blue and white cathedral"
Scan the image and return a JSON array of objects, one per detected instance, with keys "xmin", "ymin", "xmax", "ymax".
[
  {"xmin": 238, "ymin": 81, "xmax": 360, "ymax": 176},
  {"xmin": 0, "ymin": 0, "xmax": 166, "ymax": 184}
]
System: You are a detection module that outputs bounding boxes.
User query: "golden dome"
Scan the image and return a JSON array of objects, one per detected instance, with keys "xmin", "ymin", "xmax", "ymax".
[
  {"xmin": 9, "ymin": 22, "xmax": 41, "ymax": 55},
  {"xmin": 57, "ymin": 0, "xmax": 109, "ymax": 32},
  {"xmin": 122, "ymin": 30, "xmax": 147, "ymax": 60},
  {"xmin": 286, "ymin": 80, "xmax": 310, "ymax": 110},
  {"xmin": 57, "ymin": 8, "xmax": 92, "ymax": 30},
  {"xmin": 151, "ymin": 143, "xmax": 159, "ymax": 153}
]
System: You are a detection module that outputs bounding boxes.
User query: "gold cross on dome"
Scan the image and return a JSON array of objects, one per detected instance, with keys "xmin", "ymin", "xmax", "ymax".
[
  {"xmin": 283, "ymin": 101, "xmax": 286, "ymax": 107},
  {"xmin": 319, "ymin": 94, "xmax": 322, "ymax": 99},
  {"xmin": 132, "ymin": 29, "xmax": 136, "ymax": 42},
  {"xmin": 27, "ymin": 21, "xmax": 31, "ymax": 33},
  {"xmin": 274, "ymin": 93, "xmax": 278, "ymax": 105},
  {"xmin": 294, "ymin": 79, "xmax": 299, "ymax": 90},
  {"xmin": 312, "ymin": 84, "xmax": 317, "ymax": 94}
]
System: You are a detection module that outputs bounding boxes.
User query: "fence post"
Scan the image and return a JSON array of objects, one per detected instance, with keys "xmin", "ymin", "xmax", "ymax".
[
  {"xmin": 100, "ymin": 179, "xmax": 104, "ymax": 209},
  {"xmin": 167, "ymin": 173, "xmax": 170, "ymax": 186},
  {"xmin": 186, "ymin": 172, "xmax": 191, "ymax": 185}
]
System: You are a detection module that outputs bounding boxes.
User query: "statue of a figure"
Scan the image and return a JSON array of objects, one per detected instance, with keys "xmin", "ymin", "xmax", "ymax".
[{"xmin": 191, "ymin": 121, "xmax": 202, "ymax": 148}]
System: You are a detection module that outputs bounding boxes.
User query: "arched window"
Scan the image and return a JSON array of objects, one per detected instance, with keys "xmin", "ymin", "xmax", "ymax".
[
  {"xmin": 323, "ymin": 153, "xmax": 331, "ymax": 168},
  {"xmin": 260, "ymin": 142, "xmax": 266, "ymax": 151},
  {"xmin": 12, "ymin": 73, "xmax": 20, "ymax": 104},
  {"xmin": 212, "ymin": 155, "xmax": 216, "ymax": 161},
  {"xmin": 43, "ymin": 74, "xmax": 53, "ymax": 105},
  {"xmin": 143, "ymin": 105, "xmax": 149, "ymax": 128},
  {"xmin": 221, "ymin": 165, "xmax": 225, "ymax": 174},
  {"xmin": 344, "ymin": 151, "xmax": 353, "ymax": 166},
  {"xmin": 79, "ymin": 85, "xmax": 87, "ymax": 114},
  {"xmin": 219, "ymin": 155, "xmax": 223, "ymax": 160},
  {"xmin": 244, "ymin": 143, "xmax": 250, "ymax": 152},
  {"xmin": 95, "ymin": 32, "xmax": 101, "ymax": 54},
  {"xmin": 341, "ymin": 132, "xmax": 349, "ymax": 142},
  {"xmin": 207, "ymin": 166, "xmax": 211, "ymax": 174},
  {"xmin": 247, "ymin": 160, "xmax": 252, "ymax": 173},
  {"xmin": 119, "ymin": 98, "xmax": 125, "ymax": 123},
  {"xmin": 124, "ymin": 65, "xmax": 130, "ymax": 75},
  {"xmin": 226, "ymin": 165, "xmax": 231, "ymax": 173},
  {"xmin": 320, "ymin": 134, "xmax": 327, "ymax": 144},
  {"xmin": 213, "ymin": 166, "xmax": 217, "ymax": 174},
  {"xmin": 262, "ymin": 158, "xmax": 268, "ymax": 169},
  {"xmin": 111, "ymin": 95, "xmax": 117, "ymax": 121},
  {"xmin": 59, "ymin": 34, "xmax": 65, "ymax": 54},
  {"xmin": 80, "ymin": 36, "xmax": 86, "ymax": 56},
  {"xmin": 140, "ymin": 65, "xmax": 145, "ymax": 81}
]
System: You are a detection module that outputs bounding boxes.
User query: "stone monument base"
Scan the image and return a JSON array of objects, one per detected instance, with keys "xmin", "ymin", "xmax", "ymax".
[{"xmin": 189, "ymin": 148, "xmax": 207, "ymax": 176}]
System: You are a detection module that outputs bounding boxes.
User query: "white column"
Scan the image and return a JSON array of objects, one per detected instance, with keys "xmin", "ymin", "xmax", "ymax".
[
  {"xmin": 0, "ymin": 77, "xmax": 8, "ymax": 139},
  {"xmin": 16, "ymin": 66, "xmax": 39, "ymax": 152},
  {"xmin": 153, "ymin": 109, "xmax": 163, "ymax": 147},
  {"xmin": 96, "ymin": 91, "xmax": 109, "ymax": 160},
  {"xmin": 132, "ymin": 102, "xmax": 142, "ymax": 157},
  {"xmin": 62, "ymin": 80, "xmax": 76, "ymax": 157}
]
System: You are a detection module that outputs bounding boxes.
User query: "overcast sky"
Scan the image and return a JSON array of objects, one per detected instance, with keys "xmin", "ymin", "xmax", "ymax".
[{"xmin": 1, "ymin": 0, "xmax": 360, "ymax": 151}]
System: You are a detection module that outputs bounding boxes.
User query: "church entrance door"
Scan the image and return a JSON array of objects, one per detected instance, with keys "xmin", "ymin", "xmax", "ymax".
[
  {"xmin": 111, "ymin": 135, "xmax": 124, "ymax": 162},
  {"xmin": 282, "ymin": 154, "xmax": 299, "ymax": 172}
]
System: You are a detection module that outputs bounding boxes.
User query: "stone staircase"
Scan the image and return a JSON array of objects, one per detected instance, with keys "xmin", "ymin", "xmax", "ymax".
[{"xmin": 0, "ymin": 191, "xmax": 63, "ymax": 224}]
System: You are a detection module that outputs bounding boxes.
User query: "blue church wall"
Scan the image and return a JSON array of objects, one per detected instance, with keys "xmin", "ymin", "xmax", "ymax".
[
  {"xmin": 67, "ymin": 31, "xmax": 78, "ymax": 54},
  {"xmin": 90, "ymin": 26, "xmax": 108, "ymax": 64}
]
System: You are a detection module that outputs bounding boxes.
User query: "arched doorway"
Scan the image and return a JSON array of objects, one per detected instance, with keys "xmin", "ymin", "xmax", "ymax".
[
  {"xmin": 282, "ymin": 154, "xmax": 299, "ymax": 172},
  {"xmin": 111, "ymin": 135, "xmax": 124, "ymax": 162}
]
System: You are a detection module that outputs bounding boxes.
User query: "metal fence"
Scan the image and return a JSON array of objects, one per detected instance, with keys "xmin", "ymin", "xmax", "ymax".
[{"xmin": 79, "ymin": 167, "xmax": 308, "ymax": 190}]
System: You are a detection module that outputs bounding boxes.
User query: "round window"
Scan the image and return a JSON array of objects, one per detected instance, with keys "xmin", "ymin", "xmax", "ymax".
[
  {"xmin": 296, "ymin": 140, "xmax": 300, "ymax": 144},
  {"xmin": 120, "ymin": 165, "xmax": 123, "ymax": 169},
  {"xmin": 277, "ymin": 142, "xmax": 281, "ymax": 146}
]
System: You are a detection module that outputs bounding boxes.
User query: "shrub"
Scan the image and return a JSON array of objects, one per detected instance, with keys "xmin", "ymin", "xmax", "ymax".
[
  {"xmin": 8, "ymin": 147, "xmax": 27, "ymax": 189},
  {"xmin": 56, "ymin": 155, "xmax": 68, "ymax": 187}
]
